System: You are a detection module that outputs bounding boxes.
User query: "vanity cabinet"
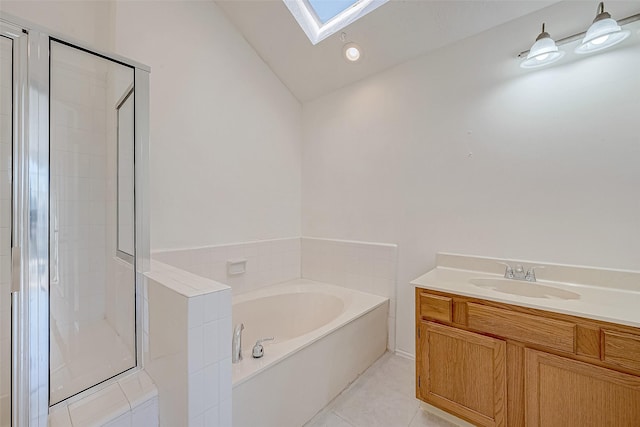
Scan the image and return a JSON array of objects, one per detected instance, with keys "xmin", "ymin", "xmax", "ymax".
[
  {"xmin": 525, "ymin": 349, "xmax": 640, "ymax": 426},
  {"xmin": 417, "ymin": 322, "xmax": 506, "ymax": 427},
  {"xmin": 415, "ymin": 288, "xmax": 640, "ymax": 427}
]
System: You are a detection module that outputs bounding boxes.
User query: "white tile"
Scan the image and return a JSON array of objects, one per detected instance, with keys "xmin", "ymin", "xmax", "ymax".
[
  {"xmin": 204, "ymin": 405, "xmax": 220, "ymax": 427},
  {"xmin": 188, "ymin": 296, "xmax": 204, "ymax": 329},
  {"xmin": 203, "ymin": 362, "xmax": 220, "ymax": 410},
  {"xmin": 131, "ymin": 398, "xmax": 159, "ymax": 427},
  {"xmin": 210, "ymin": 262, "xmax": 226, "ymax": 282},
  {"xmin": 218, "ymin": 316, "xmax": 232, "ymax": 361},
  {"xmin": 118, "ymin": 370, "xmax": 158, "ymax": 408},
  {"xmin": 103, "ymin": 413, "xmax": 132, "ymax": 427},
  {"xmin": 227, "ymin": 243, "xmax": 246, "ymax": 259},
  {"xmin": 219, "ymin": 398, "xmax": 232, "ymax": 427},
  {"xmin": 190, "ymin": 262, "xmax": 211, "ymax": 280},
  {"xmin": 242, "ymin": 243, "xmax": 259, "ymax": 258},
  {"xmin": 218, "ymin": 358, "xmax": 232, "ymax": 403},
  {"xmin": 188, "ymin": 325, "xmax": 204, "ymax": 373},
  {"xmin": 189, "ymin": 414, "xmax": 205, "ymax": 427},
  {"xmin": 203, "ymin": 320, "xmax": 220, "ymax": 366},
  {"xmin": 48, "ymin": 406, "xmax": 73, "ymax": 427},
  {"xmin": 218, "ymin": 289, "xmax": 232, "ymax": 320},
  {"xmin": 203, "ymin": 292, "xmax": 219, "ymax": 323},
  {"xmin": 188, "ymin": 370, "xmax": 206, "ymax": 418},
  {"xmin": 210, "ymin": 246, "xmax": 228, "ymax": 263},
  {"xmin": 191, "ymin": 247, "xmax": 212, "ymax": 266},
  {"xmin": 68, "ymin": 383, "xmax": 130, "ymax": 427}
]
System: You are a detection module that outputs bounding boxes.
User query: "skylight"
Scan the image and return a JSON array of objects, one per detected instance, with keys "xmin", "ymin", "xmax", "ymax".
[
  {"xmin": 308, "ymin": 0, "xmax": 359, "ymax": 24},
  {"xmin": 284, "ymin": 0, "xmax": 388, "ymax": 45}
]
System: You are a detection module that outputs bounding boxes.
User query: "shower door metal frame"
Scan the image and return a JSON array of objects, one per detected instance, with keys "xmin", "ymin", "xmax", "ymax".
[{"xmin": 1, "ymin": 12, "xmax": 150, "ymax": 426}]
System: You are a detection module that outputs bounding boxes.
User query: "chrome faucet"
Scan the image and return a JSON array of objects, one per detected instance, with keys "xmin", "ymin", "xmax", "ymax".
[
  {"xmin": 499, "ymin": 262, "xmax": 542, "ymax": 282},
  {"xmin": 252, "ymin": 337, "xmax": 274, "ymax": 359},
  {"xmin": 232, "ymin": 323, "xmax": 244, "ymax": 364}
]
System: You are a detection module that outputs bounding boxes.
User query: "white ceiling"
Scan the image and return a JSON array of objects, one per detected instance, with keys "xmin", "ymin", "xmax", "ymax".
[{"xmin": 216, "ymin": 0, "xmax": 559, "ymax": 102}]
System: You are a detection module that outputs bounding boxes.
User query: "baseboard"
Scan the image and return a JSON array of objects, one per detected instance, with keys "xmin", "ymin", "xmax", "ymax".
[{"xmin": 394, "ymin": 349, "xmax": 415, "ymax": 360}]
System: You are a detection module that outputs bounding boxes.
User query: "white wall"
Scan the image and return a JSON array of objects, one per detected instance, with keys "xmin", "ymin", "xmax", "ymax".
[
  {"xmin": 302, "ymin": 2, "xmax": 640, "ymax": 357},
  {"xmin": 113, "ymin": 0, "xmax": 302, "ymax": 250},
  {"xmin": 0, "ymin": 1, "xmax": 114, "ymax": 52}
]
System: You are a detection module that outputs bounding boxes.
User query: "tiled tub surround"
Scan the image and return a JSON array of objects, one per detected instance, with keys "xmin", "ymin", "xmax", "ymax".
[
  {"xmin": 145, "ymin": 261, "xmax": 232, "ymax": 427},
  {"xmin": 151, "ymin": 238, "xmax": 396, "ymax": 426},
  {"xmin": 412, "ymin": 253, "xmax": 640, "ymax": 327},
  {"xmin": 153, "ymin": 237, "xmax": 398, "ymax": 348},
  {"xmin": 232, "ymin": 279, "xmax": 388, "ymax": 427},
  {"xmin": 152, "ymin": 237, "xmax": 301, "ymax": 295},
  {"xmin": 301, "ymin": 238, "xmax": 397, "ymax": 350}
]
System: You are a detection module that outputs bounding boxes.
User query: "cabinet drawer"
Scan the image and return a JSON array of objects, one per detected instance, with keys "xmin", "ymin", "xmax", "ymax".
[
  {"xmin": 419, "ymin": 293, "xmax": 452, "ymax": 323},
  {"xmin": 603, "ymin": 330, "xmax": 640, "ymax": 372},
  {"xmin": 467, "ymin": 303, "xmax": 576, "ymax": 353}
]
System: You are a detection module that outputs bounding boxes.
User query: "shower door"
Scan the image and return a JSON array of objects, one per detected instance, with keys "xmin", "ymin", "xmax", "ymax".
[
  {"xmin": 0, "ymin": 30, "xmax": 13, "ymax": 427},
  {"xmin": 48, "ymin": 40, "xmax": 137, "ymax": 405},
  {"xmin": 0, "ymin": 17, "xmax": 149, "ymax": 424}
]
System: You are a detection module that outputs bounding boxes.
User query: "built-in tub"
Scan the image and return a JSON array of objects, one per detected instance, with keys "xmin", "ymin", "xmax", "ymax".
[{"xmin": 232, "ymin": 279, "xmax": 389, "ymax": 427}]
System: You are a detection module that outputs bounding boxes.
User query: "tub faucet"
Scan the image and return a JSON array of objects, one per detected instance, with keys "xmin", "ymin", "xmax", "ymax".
[
  {"xmin": 252, "ymin": 337, "xmax": 274, "ymax": 359},
  {"xmin": 232, "ymin": 323, "xmax": 244, "ymax": 364}
]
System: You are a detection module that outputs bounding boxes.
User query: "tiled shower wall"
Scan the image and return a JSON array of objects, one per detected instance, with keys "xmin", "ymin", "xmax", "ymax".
[
  {"xmin": 50, "ymin": 53, "xmax": 109, "ymax": 329},
  {"xmin": 50, "ymin": 49, "xmax": 136, "ymax": 351},
  {"xmin": 49, "ymin": 42, "xmax": 137, "ymax": 403}
]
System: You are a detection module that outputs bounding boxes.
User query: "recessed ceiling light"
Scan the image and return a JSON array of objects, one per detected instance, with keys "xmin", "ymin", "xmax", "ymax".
[{"xmin": 343, "ymin": 42, "xmax": 362, "ymax": 62}]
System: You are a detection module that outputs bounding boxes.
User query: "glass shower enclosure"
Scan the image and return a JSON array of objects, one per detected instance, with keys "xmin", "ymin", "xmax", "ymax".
[{"xmin": 0, "ymin": 15, "xmax": 149, "ymax": 426}]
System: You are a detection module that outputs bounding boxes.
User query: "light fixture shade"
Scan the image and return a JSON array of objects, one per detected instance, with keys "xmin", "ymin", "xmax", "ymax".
[
  {"xmin": 575, "ymin": 3, "xmax": 630, "ymax": 54},
  {"xmin": 521, "ymin": 24, "xmax": 565, "ymax": 69}
]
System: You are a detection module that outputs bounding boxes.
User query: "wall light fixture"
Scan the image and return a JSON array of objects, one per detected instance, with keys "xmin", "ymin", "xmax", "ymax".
[
  {"xmin": 575, "ymin": 2, "xmax": 631, "ymax": 54},
  {"xmin": 518, "ymin": 2, "xmax": 639, "ymax": 69},
  {"xmin": 520, "ymin": 23, "xmax": 564, "ymax": 69}
]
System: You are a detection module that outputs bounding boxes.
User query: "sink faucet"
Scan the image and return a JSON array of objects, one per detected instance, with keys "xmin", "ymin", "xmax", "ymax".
[
  {"xmin": 232, "ymin": 323, "xmax": 244, "ymax": 364},
  {"xmin": 499, "ymin": 262, "xmax": 542, "ymax": 282}
]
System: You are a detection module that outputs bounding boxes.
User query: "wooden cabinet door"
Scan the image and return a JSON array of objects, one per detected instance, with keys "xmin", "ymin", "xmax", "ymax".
[
  {"xmin": 525, "ymin": 348, "xmax": 640, "ymax": 426},
  {"xmin": 417, "ymin": 321, "xmax": 506, "ymax": 427}
]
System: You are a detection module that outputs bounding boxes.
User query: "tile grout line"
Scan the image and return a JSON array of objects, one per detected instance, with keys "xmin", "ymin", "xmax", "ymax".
[
  {"xmin": 406, "ymin": 404, "xmax": 421, "ymax": 427},
  {"xmin": 332, "ymin": 410, "xmax": 356, "ymax": 426}
]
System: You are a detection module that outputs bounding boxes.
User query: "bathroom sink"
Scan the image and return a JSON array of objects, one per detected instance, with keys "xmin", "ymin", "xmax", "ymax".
[{"xmin": 469, "ymin": 278, "xmax": 580, "ymax": 300}]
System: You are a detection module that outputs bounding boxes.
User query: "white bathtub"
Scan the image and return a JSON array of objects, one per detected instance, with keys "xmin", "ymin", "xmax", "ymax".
[{"xmin": 232, "ymin": 279, "xmax": 389, "ymax": 427}]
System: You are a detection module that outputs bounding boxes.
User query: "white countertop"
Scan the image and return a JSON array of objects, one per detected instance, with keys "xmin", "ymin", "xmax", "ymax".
[{"xmin": 411, "ymin": 265, "xmax": 640, "ymax": 328}]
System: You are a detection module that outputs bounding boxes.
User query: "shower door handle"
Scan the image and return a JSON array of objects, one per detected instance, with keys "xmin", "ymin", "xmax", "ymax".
[{"xmin": 11, "ymin": 246, "xmax": 20, "ymax": 294}]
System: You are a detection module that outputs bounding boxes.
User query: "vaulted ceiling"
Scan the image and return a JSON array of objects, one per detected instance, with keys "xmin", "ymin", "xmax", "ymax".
[{"xmin": 216, "ymin": 0, "xmax": 559, "ymax": 101}]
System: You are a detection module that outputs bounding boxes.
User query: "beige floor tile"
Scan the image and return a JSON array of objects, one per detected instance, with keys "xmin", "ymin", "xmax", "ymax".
[
  {"xmin": 306, "ymin": 352, "xmax": 462, "ymax": 427},
  {"xmin": 304, "ymin": 410, "xmax": 354, "ymax": 427},
  {"xmin": 409, "ymin": 407, "xmax": 459, "ymax": 427},
  {"xmin": 332, "ymin": 373, "xmax": 420, "ymax": 427}
]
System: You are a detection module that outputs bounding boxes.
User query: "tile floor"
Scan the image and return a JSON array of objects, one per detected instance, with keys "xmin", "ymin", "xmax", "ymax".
[
  {"xmin": 50, "ymin": 319, "xmax": 135, "ymax": 405},
  {"xmin": 305, "ymin": 352, "xmax": 472, "ymax": 427}
]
